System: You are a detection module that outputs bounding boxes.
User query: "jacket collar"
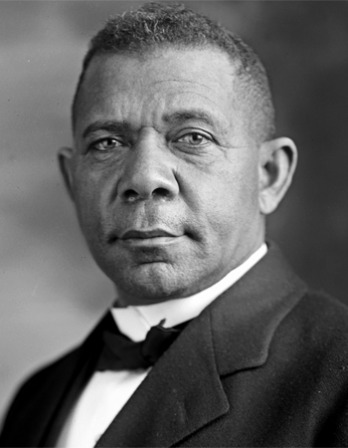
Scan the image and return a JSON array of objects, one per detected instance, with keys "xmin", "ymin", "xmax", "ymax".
[
  {"xmin": 96, "ymin": 244, "xmax": 307, "ymax": 447},
  {"xmin": 211, "ymin": 243, "xmax": 307, "ymax": 375}
]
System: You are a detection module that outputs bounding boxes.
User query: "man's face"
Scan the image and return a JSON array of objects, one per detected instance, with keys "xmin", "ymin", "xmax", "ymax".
[{"xmin": 67, "ymin": 47, "xmax": 265, "ymax": 305}]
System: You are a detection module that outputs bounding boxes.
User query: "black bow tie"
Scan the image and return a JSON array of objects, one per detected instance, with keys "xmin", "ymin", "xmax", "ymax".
[{"xmin": 96, "ymin": 319, "xmax": 186, "ymax": 371}]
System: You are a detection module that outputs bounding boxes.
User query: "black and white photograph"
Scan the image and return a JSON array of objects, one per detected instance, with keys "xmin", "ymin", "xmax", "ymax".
[{"xmin": 0, "ymin": 1, "xmax": 348, "ymax": 446}]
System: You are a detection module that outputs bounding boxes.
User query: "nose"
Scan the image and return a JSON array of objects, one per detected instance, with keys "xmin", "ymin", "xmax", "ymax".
[{"xmin": 118, "ymin": 132, "xmax": 179, "ymax": 203}]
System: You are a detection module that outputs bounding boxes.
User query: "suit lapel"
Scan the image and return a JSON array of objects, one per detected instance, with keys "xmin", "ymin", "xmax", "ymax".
[
  {"xmin": 95, "ymin": 309, "xmax": 229, "ymax": 447},
  {"xmin": 7, "ymin": 347, "xmax": 84, "ymax": 447},
  {"xmin": 96, "ymin": 245, "xmax": 307, "ymax": 447},
  {"xmin": 21, "ymin": 313, "xmax": 112, "ymax": 447},
  {"xmin": 41, "ymin": 313, "xmax": 116, "ymax": 446},
  {"xmin": 210, "ymin": 244, "xmax": 307, "ymax": 375}
]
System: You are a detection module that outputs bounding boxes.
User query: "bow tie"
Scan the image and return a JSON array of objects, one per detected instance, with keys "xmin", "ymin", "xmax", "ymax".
[{"xmin": 96, "ymin": 319, "xmax": 186, "ymax": 371}]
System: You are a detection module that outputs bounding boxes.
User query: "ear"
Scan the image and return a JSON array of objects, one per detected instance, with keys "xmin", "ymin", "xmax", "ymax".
[
  {"xmin": 258, "ymin": 137, "xmax": 297, "ymax": 215},
  {"xmin": 58, "ymin": 147, "xmax": 75, "ymax": 202}
]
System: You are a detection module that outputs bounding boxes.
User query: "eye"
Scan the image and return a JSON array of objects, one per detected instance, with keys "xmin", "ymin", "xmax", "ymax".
[
  {"xmin": 89, "ymin": 137, "xmax": 124, "ymax": 152},
  {"xmin": 175, "ymin": 131, "xmax": 212, "ymax": 146}
]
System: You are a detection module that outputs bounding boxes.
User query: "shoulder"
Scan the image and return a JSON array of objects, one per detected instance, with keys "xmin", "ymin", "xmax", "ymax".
[
  {"xmin": 5, "ymin": 312, "xmax": 110, "ymax": 409},
  {"xmin": 284, "ymin": 289, "xmax": 348, "ymax": 344},
  {"xmin": 13, "ymin": 347, "xmax": 81, "ymax": 400},
  {"xmin": 1, "ymin": 347, "xmax": 80, "ymax": 419},
  {"xmin": 282, "ymin": 291, "xmax": 348, "ymax": 444},
  {"xmin": 0, "ymin": 347, "xmax": 81, "ymax": 446},
  {"xmin": 273, "ymin": 289, "xmax": 348, "ymax": 383},
  {"xmin": 0, "ymin": 313, "xmax": 109, "ymax": 446}
]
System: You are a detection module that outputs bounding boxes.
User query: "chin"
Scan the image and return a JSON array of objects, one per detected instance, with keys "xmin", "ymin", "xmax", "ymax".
[{"xmin": 111, "ymin": 262, "xmax": 192, "ymax": 306}]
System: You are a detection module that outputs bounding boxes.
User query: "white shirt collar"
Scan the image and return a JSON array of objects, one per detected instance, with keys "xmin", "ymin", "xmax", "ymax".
[{"xmin": 111, "ymin": 243, "xmax": 267, "ymax": 342}]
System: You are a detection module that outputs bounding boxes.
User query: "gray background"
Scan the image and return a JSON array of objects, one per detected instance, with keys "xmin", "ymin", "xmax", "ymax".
[{"xmin": 1, "ymin": 0, "xmax": 347, "ymax": 420}]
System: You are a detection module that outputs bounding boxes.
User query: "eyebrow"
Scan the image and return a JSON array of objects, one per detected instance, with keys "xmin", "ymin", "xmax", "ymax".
[
  {"xmin": 82, "ymin": 121, "xmax": 129, "ymax": 139},
  {"xmin": 162, "ymin": 110, "xmax": 217, "ymax": 128},
  {"xmin": 81, "ymin": 109, "xmax": 222, "ymax": 139}
]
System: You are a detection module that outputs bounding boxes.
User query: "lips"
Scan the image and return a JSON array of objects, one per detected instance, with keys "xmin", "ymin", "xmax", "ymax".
[
  {"xmin": 115, "ymin": 228, "xmax": 183, "ymax": 248},
  {"xmin": 121, "ymin": 229, "xmax": 177, "ymax": 240}
]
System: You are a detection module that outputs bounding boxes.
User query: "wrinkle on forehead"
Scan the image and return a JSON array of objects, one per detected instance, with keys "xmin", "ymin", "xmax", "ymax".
[
  {"xmin": 77, "ymin": 89, "xmax": 232, "ymax": 139},
  {"xmin": 75, "ymin": 48, "xmax": 242, "ymax": 139}
]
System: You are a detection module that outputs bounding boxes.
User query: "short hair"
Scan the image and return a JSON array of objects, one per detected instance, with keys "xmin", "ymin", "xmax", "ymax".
[{"xmin": 72, "ymin": 2, "xmax": 275, "ymax": 144}]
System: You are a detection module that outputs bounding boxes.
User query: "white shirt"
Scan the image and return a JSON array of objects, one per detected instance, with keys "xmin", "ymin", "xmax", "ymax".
[{"xmin": 56, "ymin": 244, "xmax": 267, "ymax": 447}]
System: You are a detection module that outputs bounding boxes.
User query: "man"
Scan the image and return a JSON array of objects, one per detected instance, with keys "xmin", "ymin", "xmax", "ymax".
[{"xmin": 1, "ymin": 2, "xmax": 348, "ymax": 447}]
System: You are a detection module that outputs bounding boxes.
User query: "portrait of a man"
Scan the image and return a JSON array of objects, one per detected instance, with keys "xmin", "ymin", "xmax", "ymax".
[{"xmin": 0, "ymin": 2, "xmax": 348, "ymax": 447}]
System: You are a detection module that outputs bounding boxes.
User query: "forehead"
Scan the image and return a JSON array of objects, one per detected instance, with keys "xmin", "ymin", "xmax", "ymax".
[{"xmin": 74, "ymin": 47, "xmax": 243, "ymax": 136}]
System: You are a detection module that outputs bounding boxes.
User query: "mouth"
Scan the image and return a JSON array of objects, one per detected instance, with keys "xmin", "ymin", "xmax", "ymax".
[
  {"xmin": 121, "ymin": 229, "xmax": 177, "ymax": 239},
  {"xmin": 117, "ymin": 228, "xmax": 183, "ymax": 247}
]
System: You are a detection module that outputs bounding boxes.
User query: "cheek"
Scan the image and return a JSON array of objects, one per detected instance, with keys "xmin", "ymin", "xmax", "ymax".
[
  {"xmin": 73, "ymin": 172, "xmax": 106, "ymax": 233},
  {"xmin": 194, "ymin": 160, "xmax": 259, "ymax": 219},
  {"xmin": 202, "ymin": 171, "xmax": 260, "ymax": 250}
]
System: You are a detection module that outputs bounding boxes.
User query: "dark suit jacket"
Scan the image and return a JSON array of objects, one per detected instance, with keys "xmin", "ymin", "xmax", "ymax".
[{"xmin": 1, "ymin": 245, "xmax": 348, "ymax": 447}]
